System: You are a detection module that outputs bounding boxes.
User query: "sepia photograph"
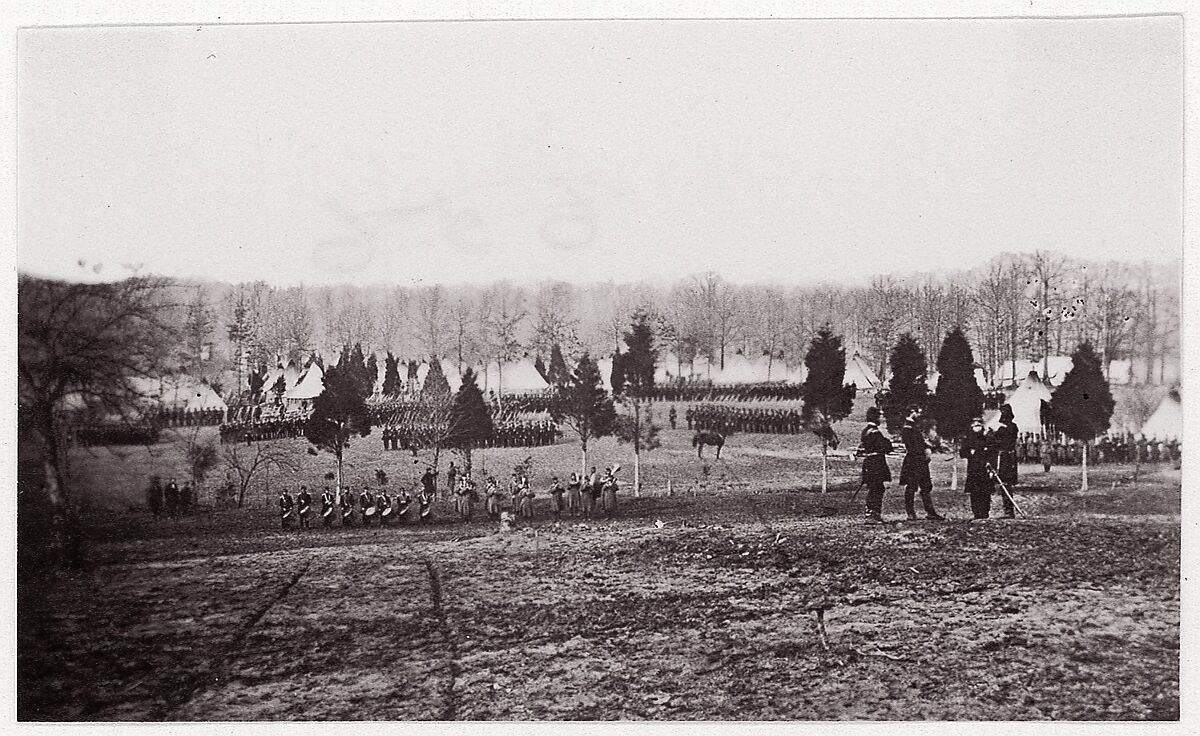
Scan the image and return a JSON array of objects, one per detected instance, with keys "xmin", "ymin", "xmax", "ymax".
[{"xmin": 14, "ymin": 7, "xmax": 1185, "ymax": 724}]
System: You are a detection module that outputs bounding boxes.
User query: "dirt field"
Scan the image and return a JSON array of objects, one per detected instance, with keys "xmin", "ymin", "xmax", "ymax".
[{"xmin": 19, "ymin": 409, "xmax": 1181, "ymax": 721}]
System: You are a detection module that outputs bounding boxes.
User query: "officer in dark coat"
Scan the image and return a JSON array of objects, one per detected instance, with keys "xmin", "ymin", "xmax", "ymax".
[
  {"xmin": 339, "ymin": 488, "xmax": 355, "ymax": 526},
  {"xmin": 899, "ymin": 406, "xmax": 944, "ymax": 521},
  {"xmin": 990, "ymin": 405, "xmax": 1019, "ymax": 518},
  {"xmin": 146, "ymin": 476, "xmax": 163, "ymax": 518},
  {"xmin": 860, "ymin": 406, "xmax": 893, "ymax": 523},
  {"xmin": 164, "ymin": 478, "xmax": 180, "ymax": 517},
  {"xmin": 960, "ymin": 417, "xmax": 994, "ymax": 519}
]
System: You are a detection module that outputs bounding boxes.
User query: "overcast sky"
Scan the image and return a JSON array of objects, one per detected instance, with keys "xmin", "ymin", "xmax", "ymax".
[{"xmin": 17, "ymin": 17, "xmax": 1182, "ymax": 287}]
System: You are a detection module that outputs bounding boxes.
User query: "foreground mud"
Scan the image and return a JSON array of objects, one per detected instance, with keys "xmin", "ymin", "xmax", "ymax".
[{"xmin": 19, "ymin": 470, "xmax": 1179, "ymax": 721}]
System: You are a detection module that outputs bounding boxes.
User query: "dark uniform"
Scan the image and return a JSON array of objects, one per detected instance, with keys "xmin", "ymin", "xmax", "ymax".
[
  {"xmin": 164, "ymin": 479, "xmax": 180, "ymax": 517},
  {"xmin": 320, "ymin": 488, "xmax": 336, "ymax": 528},
  {"xmin": 860, "ymin": 408, "xmax": 893, "ymax": 523},
  {"xmin": 991, "ymin": 406, "xmax": 1019, "ymax": 518},
  {"xmin": 899, "ymin": 413, "xmax": 943, "ymax": 520},
  {"xmin": 297, "ymin": 487, "xmax": 312, "ymax": 529},
  {"xmin": 147, "ymin": 477, "xmax": 163, "ymax": 518},
  {"xmin": 340, "ymin": 489, "xmax": 355, "ymax": 526},
  {"xmin": 960, "ymin": 423, "xmax": 994, "ymax": 519},
  {"xmin": 279, "ymin": 490, "xmax": 294, "ymax": 530},
  {"xmin": 359, "ymin": 489, "xmax": 376, "ymax": 527}
]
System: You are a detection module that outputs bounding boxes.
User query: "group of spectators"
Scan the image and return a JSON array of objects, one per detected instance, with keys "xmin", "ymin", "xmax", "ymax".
[{"xmin": 145, "ymin": 476, "xmax": 195, "ymax": 517}]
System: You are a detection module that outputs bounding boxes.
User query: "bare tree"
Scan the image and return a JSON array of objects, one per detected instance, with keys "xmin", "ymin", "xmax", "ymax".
[
  {"xmin": 413, "ymin": 285, "xmax": 447, "ymax": 359},
  {"xmin": 221, "ymin": 441, "xmax": 301, "ymax": 508},
  {"xmin": 18, "ymin": 272, "xmax": 177, "ymax": 566},
  {"xmin": 530, "ymin": 282, "xmax": 581, "ymax": 358},
  {"xmin": 480, "ymin": 282, "xmax": 527, "ymax": 401},
  {"xmin": 448, "ymin": 292, "xmax": 483, "ymax": 375}
]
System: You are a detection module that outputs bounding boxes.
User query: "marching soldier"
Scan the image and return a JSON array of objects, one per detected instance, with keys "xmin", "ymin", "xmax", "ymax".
[
  {"xmin": 566, "ymin": 472, "xmax": 582, "ymax": 517},
  {"xmin": 296, "ymin": 485, "xmax": 312, "ymax": 530},
  {"xmin": 395, "ymin": 487, "xmax": 413, "ymax": 521},
  {"xmin": 340, "ymin": 487, "xmax": 355, "ymax": 526},
  {"xmin": 418, "ymin": 484, "xmax": 434, "ymax": 522},
  {"xmin": 961, "ymin": 417, "xmax": 994, "ymax": 519},
  {"xmin": 860, "ymin": 406, "xmax": 893, "ymax": 524},
  {"xmin": 320, "ymin": 486, "xmax": 336, "ymax": 528},
  {"xmin": 378, "ymin": 489, "xmax": 393, "ymax": 526},
  {"xmin": 601, "ymin": 466, "xmax": 619, "ymax": 516},
  {"xmin": 990, "ymin": 405, "xmax": 1019, "ymax": 519},
  {"xmin": 485, "ymin": 475, "xmax": 502, "ymax": 519},
  {"xmin": 669, "ymin": 405, "xmax": 678, "ymax": 430},
  {"xmin": 899, "ymin": 407, "xmax": 944, "ymax": 521},
  {"xmin": 421, "ymin": 467, "xmax": 437, "ymax": 501},
  {"xmin": 278, "ymin": 488, "xmax": 295, "ymax": 530},
  {"xmin": 359, "ymin": 486, "xmax": 376, "ymax": 528},
  {"xmin": 540, "ymin": 476, "xmax": 562, "ymax": 520}
]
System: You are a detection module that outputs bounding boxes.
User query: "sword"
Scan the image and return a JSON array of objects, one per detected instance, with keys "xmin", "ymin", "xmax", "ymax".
[{"xmin": 986, "ymin": 463, "xmax": 1026, "ymax": 518}]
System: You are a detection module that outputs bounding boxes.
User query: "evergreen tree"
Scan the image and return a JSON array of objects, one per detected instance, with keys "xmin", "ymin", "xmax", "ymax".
[
  {"xmin": 304, "ymin": 362, "xmax": 372, "ymax": 496},
  {"xmin": 622, "ymin": 310, "xmax": 658, "ymax": 396},
  {"xmin": 610, "ymin": 349, "xmax": 627, "ymax": 397},
  {"xmin": 547, "ymin": 343, "xmax": 572, "ymax": 386},
  {"xmin": 800, "ymin": 326, "xmax": 856, "ymax": 492},
  {"xmin": 271, "ymin": 375, "xmax": 286, "ymax": 407},
  {"xmin": 534, "ymin": 354, "xmax": 548, "ymax": 381},
  {"xmin": 882, "ymin": 333, "xmax": 929, "ymax": 432},
  {"xmin": 423, "ymin": 356, "xmax": 452, "ymax": 397},
  {"xmin": 248, "ymin": 363, "xmax": 267, "ymax": 399},
  {"xmin": 348, "ymin": 343, "xmax": 370, "ymax": 394},
  {"xmin": 382, "ymin": 352, "xmax": 401, "ymax": 396},
  {"xmin": 446, "ymin": 367, "xmax": 495, "ymax": 474},
  {"xmin": 1049, "ymin": 342, "xmax": 1115, "ymax": 490},
  {"xmin": 551, "ymin": 353, "xmax": 618, "ymax": 482},
  {"xmin": 365, "ymin": 352, "xmax": 378, "ymax": 394},
  {"xmin": 930, "ymin": 326, "xmax": 984, "ymax": 490},
  {"xmin": 615, "ymin": 311, "xmax": 660, "ymax": 494}
]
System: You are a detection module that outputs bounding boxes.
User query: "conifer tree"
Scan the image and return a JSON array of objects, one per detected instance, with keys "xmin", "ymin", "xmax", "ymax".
[
  {"xmin": 882, "ymin": 333, "xmax": 929, "ymax": 432},
  {"xmin": 446, "ymin": 367, "xmax": 495, "ymax": 475},
  {"xmin": 547, "ymin": 344, "xmax": 571, "ymax": 387},
  {"xmin": 614, "ymin": 311, "xmax": 660, "ymax": 494},
  {"xmin": 929, "ymin": 327, "xmax": 984, "ymax": 490},
  {"xmin": 382, "ymin": 352, "xmax": 401, "ymax": 396},
  {"xmin": 423, "ymin": 356, "xmax": 452, "ymax": 397},
  {"xmin": 800, "ymin": 326, "xmax": 856, "ymax": 492},
  {"xmin": 365, "ymin": 353, "xmax": 378, "ymax": 395},
  {"xmin": 304, "ymin": 361, "xmax": 372, "ymax": 496},
  {"xmin": 610, "ymin": 349, "xmax": 627, "ymax": 397},
  {"xmin": 1049, "ymin": 342, "xmax": 1115, "ymax": 490},
  {"xmin": 551, "ymin": 353, "xmax": 618, "ymax": 482}
]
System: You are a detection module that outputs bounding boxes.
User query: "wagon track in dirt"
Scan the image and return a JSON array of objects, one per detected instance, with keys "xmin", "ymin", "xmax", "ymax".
[
  {"xmin": 158, "ymin": 559, "xmax": 312, "ymax": 719},
  {"xmin": 425, "ymin": 558, "xmax": 462, "ymax": 721}
]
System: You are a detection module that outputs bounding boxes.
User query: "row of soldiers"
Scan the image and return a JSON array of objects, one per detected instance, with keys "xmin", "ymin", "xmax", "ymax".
[
  {"xmin": 219, "ymin": 416, "xmax": 308, "ymax": 444},
  {"xmin": 1019, "ymin": 433, "xmax": 1181, "ymax": 467},
  {"xmin": 278, "ymin": 485, "xmax": 436, "ymax": 529},
  {"xmin": 686, "ymin": 404, "xmax": 804, "ymax": 435},
  {"xmin": 151, "ymin": 407, "xmax": 226, "ymax": 428},
  {"xmin": 378, "ymin": 419, "xmax": 561, "ymax": 451},
  {"xmin": 859, "ymin": 404, "xmax": 1020, "ymax": 523},
  {"xmin": 644, "ymin": 383, "xmax": 806, "ymax": 403},
  {"xmin": 72, "ymin": 423, "xmax": 160, "ymax": 447}
]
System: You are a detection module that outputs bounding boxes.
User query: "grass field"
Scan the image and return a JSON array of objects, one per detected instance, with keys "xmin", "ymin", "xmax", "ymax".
[{"xmin": 19, "ymin": 401, "xmax": 1181, "ymax": 721}]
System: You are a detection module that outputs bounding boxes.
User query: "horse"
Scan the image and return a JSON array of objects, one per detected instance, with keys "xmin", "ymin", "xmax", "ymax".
[{"xmin": 693, "ymin": 430, "xmax": 725, "ymax": 459}]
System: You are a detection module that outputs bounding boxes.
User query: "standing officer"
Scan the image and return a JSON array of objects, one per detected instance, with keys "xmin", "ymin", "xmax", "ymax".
[
  {"xmin": 860, "ymin": 406, "xmax": 893, "ymax": 524},
  {"xmin": 164, "ymin": 478, "xmax": 180, "ymax": 517},
  {"xmin": 278, "ymin": 488, "xmax": 295, "ymax": 530},
  {"xmin": 961, "ymin": 417, "xmax": 994, "ymax": 519},
  {"xmin": 899, "ymin": 406, "xmax": 944, "ymax": 521},
  {"xmin": 146, "ymin": 476, "xmax": 163, "ymax": 519},
  {"xmin": 669, "ymin": 405, "xmax": 678, "ymax": 430},
  {"xmin": 990, "ymin": 405, "xmax": 1019, "ymax": 519},
  {"xmin": 320, "ymin": 486, "xmax": 336, "ymax": 528},
  {"xmin": 296, "ymin": 485, "xmax": 313, "ymax": 530}
]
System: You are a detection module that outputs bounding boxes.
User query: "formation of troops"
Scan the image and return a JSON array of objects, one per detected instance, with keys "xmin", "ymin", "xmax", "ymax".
[
  {"xmin": 219, "ymin": 415, "xmax": 307, "ymax": 444},
  {"xmin": 71, "ymin": 422, "xmax": 160, "ymax": 447},
  {"xmin": 1021, "ymin": 432, "xmax": 1181, "ymax": 468},
  {"xmin": 151, "ymin": 407, "xmax": 226, "ymax": 428},
  {"xmin": 686, "ymin": 404, "xmax": 804, "ymax": 434},
  {"xmin": 645, "ymin": 382, "xmax": 805, "ymax": 403},
  {"xmin": 274, "ymin": 464, "xmax": 623, "ymax": 529}
]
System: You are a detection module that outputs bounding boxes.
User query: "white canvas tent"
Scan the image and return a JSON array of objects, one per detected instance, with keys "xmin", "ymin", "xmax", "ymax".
[
  {"xmin": 844, "ymin": 352, "xmax": 881, "ymax": 392},
  {"xmin": 1140, "ymin": 391, "xmax": 1181, "ymax": 440},
  {"xmin": 995, "ymin": 357, "xmax": 1075, "ymax": 387},
  {"xmin": 987, "ymin": 371, "xmax": 1051, "ymax": 436},
  {"xmin": 285, "ymin": 361, "xmax": 325, "ymax": 406},
  {"xmin": 480, "ymin": 358, "xmax": 551, "ymax": 394}
]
